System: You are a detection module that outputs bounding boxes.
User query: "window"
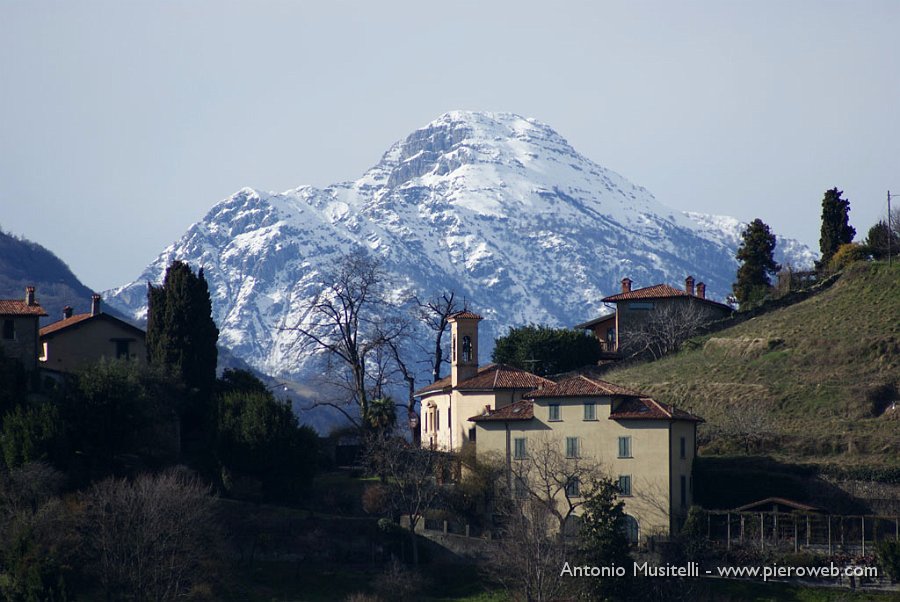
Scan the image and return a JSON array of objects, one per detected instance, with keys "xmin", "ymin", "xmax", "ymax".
[
  {"xmin": 549, "ymin": 404, "xmax": 561, "ymax": 421},
  {"xmin": 618, "ymin": 436, "xmax": 632, "ymax": 458},
  {"xmin": 115, "ymin": 340, "xmax": 131, "ymax": 360},
  {"xmin": 565, "ymin": 478, "xmax": 581, "ymax": 497},
  {"xmin": 629, "ymin": 301, "xmax": 655, "ymax": 310},
  {"xmin": 2, "ymin": 319, "xmax": 13, "ymax": 340},
  {"xmin": 468, "ymin": 427, "xmax": 476, "ymax": 443},
  {"xmin": 680, "ymin": 475, "xmax": 687, "ymax": 508},
  {"xmin": 622, "ymin": 515, "xmax": 639, "ymax": 543},
  {"xmin": 565, "ymin": 437, "xmax": 580, "ymax": 458},
  {"xmin": 514, "ymin": 437, "xmax": 526, "ymax": 460},
  {"xmin": 680, "ymin": 436, "xmax": 687, "ymax": 459},
  {"xmin": 583, "ymin": 402, "xmax": 596, "ymax": 421},
  {"xmin": 462, "ymin": 335, "xmax": 472, "ymax": 362},
  {"xmin": 435, "ymin": 410, "xmax": 440, "ymax": 432},
  {"xmin": 448, "ymin": 406, "xmax": 451, "ymax": 428},
  {"xmin": 617, "ymin": 475, "xmax": 632, "ymax": 496}
]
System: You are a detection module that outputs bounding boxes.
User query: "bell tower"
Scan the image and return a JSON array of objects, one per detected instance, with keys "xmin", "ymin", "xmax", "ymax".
[{"xmin": 449, "ymin": 310, "xmax": 483, "ymax": 387}]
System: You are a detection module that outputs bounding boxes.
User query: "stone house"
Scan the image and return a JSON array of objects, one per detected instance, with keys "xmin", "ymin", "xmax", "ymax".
[
  {"xmin": 576, "ymin": 275, "xmax": 733, "ymax": 354},
  {"xmin": 39, "ymin": 294, "xmax": 147, "ymax": 374},
  {"xmin": 0, "ymin": 286, "xmax": 47, "ymax": 371}
]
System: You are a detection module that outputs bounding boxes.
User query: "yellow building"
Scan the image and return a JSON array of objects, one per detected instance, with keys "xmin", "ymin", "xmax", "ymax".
[
  {"xmin": 424, "ymin": 310, "xmax": 705, "ymax": 540},
  {"xmin": 470, "ymin": 374, "xmax": 702, "ymax": 539},
  {"xmin": 415, "ymin": 311, "xmax": 553, "ymax": 451},
  {"xmin": 39, "ymin": 294, "xmax": 147, "ymax": 373}
]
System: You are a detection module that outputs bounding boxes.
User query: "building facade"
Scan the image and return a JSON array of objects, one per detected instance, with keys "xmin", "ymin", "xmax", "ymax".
[
  {"xmin": 470, "ymin": 375, "xmax": 702, "ymax": 539},
  {"xmin": 415, "ymin": 311, "xmax": 552, "ymax": 451},
  {"xmin": 576, "ymin": 275, "xmax": 733, "ymax": 354},
  {"xmin": 40, "ymin": 294, "xmax": 147, "ymax": 373},
  {"xmin": 0, "ymin": 286, "xmax": 47, "ymax": 371}
]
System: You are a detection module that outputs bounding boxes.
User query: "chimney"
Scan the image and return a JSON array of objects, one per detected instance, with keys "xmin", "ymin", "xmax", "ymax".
[
  {"xmin": 25, "ymin": 286, "xmax": 35, "ymax": 306},
  {"xmin": 621, "ymin": 278, "xmax": 632, "ymax": 294},
  {"xmin": 685, "ymin": 275, "xmax": 695, "ymax": 296},
  {"xmin": 63, "ymin": 306, "xmax": 73, "ymax": 319},
  {"xmin": 91, "ymin": 294, "xmax": 101, "ymax": 316},
  {"xmin": 696, "ymin": 282, "xmax": 706, "ymax": 299}
]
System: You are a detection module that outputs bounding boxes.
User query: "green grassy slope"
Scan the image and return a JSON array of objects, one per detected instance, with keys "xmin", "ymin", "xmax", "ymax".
[{"xmin": 604, "ymin": 261, "xmax": 900, "ymax": 467}]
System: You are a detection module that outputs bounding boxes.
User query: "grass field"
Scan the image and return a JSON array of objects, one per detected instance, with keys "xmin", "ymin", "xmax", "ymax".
[{"xmin": 603, "ymin": 261, "xmax": 900, "ymax": 469}]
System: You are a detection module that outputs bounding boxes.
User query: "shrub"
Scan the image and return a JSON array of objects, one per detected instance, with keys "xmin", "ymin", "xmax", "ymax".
[
  {"xmin": 828, "ymin": 243, "xmax": 868, "ymax": 272},
  {"xmin": 877, "ymin": 541, "xmax": 900, "ymax": 582}
]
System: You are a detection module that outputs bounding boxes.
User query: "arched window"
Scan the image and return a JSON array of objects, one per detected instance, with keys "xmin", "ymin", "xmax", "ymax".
[
  {"xmin": 462, "ymin": 335, "xmax": 472, "ymax": 363},
  {"xmin": 621, "ymin": 514, "xmax": 639, "ymax": 544}
]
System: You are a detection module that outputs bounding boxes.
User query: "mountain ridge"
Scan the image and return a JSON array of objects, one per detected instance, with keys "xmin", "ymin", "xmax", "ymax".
[{"xmin": 106, "ymin": 111, "xmax": 816, "ymax": 384}]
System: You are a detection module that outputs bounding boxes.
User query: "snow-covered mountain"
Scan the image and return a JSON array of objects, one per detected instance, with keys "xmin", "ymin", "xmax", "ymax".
[
  {"xmin": 107, "ymin": 111, "xmax": 815, "ymax": 382},
  {"xmin": 683, "ymin": 211, "xmax": 817, "ymax": 270}
]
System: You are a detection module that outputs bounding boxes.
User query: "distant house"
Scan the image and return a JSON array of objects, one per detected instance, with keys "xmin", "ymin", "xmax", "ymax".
[
  {"xmin": 0, "ymin": 286, "xmax": 48, "ymax": 371},
  {"xmin": 39, "ymin": 294, "xmax": 147, "ymax": 373},
  {"xmin": 415, "ymin": 311, "xmax": 553, "ymax": 451},
  {"xmin": 576, "ymin": 276, "xmax": 733, "ymax": 355}
]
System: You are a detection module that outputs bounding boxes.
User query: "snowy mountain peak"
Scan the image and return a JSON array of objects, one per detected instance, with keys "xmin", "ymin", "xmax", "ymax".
[{"xmin": 107, "ymin": 112, "xmax": 815, "ymax": 386}]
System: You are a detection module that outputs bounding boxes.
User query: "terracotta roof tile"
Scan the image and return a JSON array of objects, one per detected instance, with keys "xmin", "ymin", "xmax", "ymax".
[
  {"xmin": 526, "ymin": 375, "xmax": 641, "ymax": 398},
  {"xmin": 0, "ymin": 300, "xmax": 48, "ymax": 317},
  {"xmin": 734, "ymin": 497, "xmax": 821, "ymax": 512},
  {"xmin": 40, "ymin": 313, "xmax": 146, "ymax": 338},
  {"xmin": 601, "ymin": 283, "xmax": 732, "ymax": 311},
  {"xmin": 601, "ymin": 283, "xmax": 691, "ymax": 302},
  {"xmin": 39, "ymin": 313, "xmax": 93, "ymax": 336},
  {"xmin": 415, "ymin": 363, "xmax": 552, "ymax": 396},
  {"xmin": 609, "ymin": 397, "xmax": 704, "ymax": 423},
  {"xmin": 469, "ymin": 400, "xmax": 534, "ymax": 422},
  {"xmin": 459, "ymin": 364, "xmax": 553, "ymax": 391},
  {"xmin": 448, "ymin": 310, "xmax": 483, "ymax": 320}
]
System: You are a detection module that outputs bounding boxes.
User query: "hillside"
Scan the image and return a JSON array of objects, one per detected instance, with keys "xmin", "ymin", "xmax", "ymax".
[
  {"xmin": 0, "ymin": 228, "xmax": 100, "ymax": 324},
  {"xmin": 603, "ymin": 261, "xmax": 900, "ymax": 468}
]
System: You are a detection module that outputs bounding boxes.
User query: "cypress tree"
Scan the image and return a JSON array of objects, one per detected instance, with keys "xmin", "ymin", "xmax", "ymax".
[
  {"xmin": 147, "ymin": 261, "xmax": 219, "ymax": 411},
  {"xmin": 819, "ymin": 187, "xmax": 856, "ymax": 268},
  {"xmin": 733, "ymin": 218, "xmax": 780, "ymax": 308}
]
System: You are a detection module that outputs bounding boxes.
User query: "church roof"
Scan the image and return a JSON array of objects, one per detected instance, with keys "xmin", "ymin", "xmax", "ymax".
[{"xmin": 415, "ymin": 363, "xmax": 553, "ymax": 396}]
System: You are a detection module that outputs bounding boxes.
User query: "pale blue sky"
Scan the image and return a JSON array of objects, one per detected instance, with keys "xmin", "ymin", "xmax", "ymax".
[{"xmin": 2, "ymin": 1, "xmax": 898, "ymax": 290}]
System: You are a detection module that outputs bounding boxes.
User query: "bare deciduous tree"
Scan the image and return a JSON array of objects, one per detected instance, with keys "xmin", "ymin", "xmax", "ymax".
[
  {"xmin": 509, "ymin": 435, "xmax": 606, "ymax": 537},
  {"xmin": 486, "ymin": 440, "xmax": 628, "ymax": 602},
  {"xmin": 623, "ymin": 301, "xmax": 716, "ymax": 360},
  {"xmin": 80, "ymin": 468, "xmax": 221, "ymax": 601},
  {"xmin": 718, "ymin": 403, "xmax": 778, "ymax": 454},
  {"xmin": 282, "ymin": 251, "xmax": 405, "ymax": 428},
  {"xmin": 363, "ymin": 434, "xmax": 443, "ymax": 565},
  {"xmin": 486, "ymin": 498, "xmax": 571, "ymax": 602},
  {"xmin": 414, "ymin": 291, "xmax": 459, "ymax": 383}
]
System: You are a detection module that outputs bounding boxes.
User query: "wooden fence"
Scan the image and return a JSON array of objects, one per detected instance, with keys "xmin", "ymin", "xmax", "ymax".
[{"xmin": 703, "ymin": 510, "xmax": 900, "ymax": 555}]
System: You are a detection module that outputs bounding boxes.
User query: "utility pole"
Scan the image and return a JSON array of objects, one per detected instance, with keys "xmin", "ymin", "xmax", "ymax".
[{"xmin": 889, "ymin": 190, "xmax": 894, "ymax": 266}]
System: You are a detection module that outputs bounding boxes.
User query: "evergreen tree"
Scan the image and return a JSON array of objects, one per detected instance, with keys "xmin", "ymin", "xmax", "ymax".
[
  {"xmin": 865, "ymin": 220, "xmax": 900, "ymax": 261},
  {"xmin": 147, "ymin": 261, "xmax": 219, "ymax": 402},
  {"xmin": 819, "ymin": 187, "xmax": 856, "ymax": 268},
  {"xmin": 147, "ymin": 261, "xmax": 219, "ymax": 450},
  {"xmin": 577, "ymin": 479, "xmax": 633, "ymax": 600},
  {"xmin": 492, "ymin": 325, "xmax": 602, "ymax": 376},
  {"xmin": 733, "ymin": 218, "xmax": 780, "ymax": 308}
]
